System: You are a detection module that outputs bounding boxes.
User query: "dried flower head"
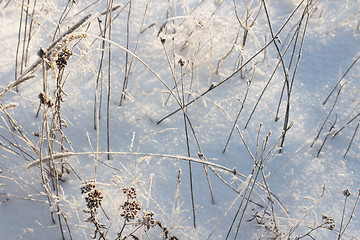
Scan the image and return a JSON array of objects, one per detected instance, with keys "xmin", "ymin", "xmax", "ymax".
[
  {"xmin": 123, "ymin": 186, "xmax": 137, "ymax": 199},
  {"xmin": 322, "ymin": 215, "xmax": 335, "ymax": 230},
  {"xmin": 178, "ymin": 59, "xmax": 185, "ymax": 67},
  {"xmin": 56, "ymin": 47, "xmax": 72, "ymax": 70},
  {"xmin": 343, "ymin": 189, "xmax": 351, "ymax": 197},
  {"xmin": 81, "ymin": 180, "xmax": 96, "ymax": 194},
  {"xmin": 121, "ymin": 186, "xmax": 141, "ymax": 221},
  {"xmin": 86, "ymin": 189, "xmax": 104, "ymax": 210},
  {"xmin": 38, "ymin": 92, "xmax": 54, "ymax": 107},
  {"xmin": 121, "ymin": 199, "xmax": 141, "ymax": 221},
  {"xmin": 81, "ymin": 181, "xmax": 103, "ymax": 211},
  {"xmin": 140, "ymin": 211, "xmax": 156, "ymax": 230}
]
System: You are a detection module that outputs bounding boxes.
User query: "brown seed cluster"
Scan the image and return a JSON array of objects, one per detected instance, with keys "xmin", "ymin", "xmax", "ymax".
[
  {"xmin": 86, "ymin": 189, "xmax": 104, "ymax": 210},
  {"xmin": 123, "ymin": 186, "xmax": 137, "ymax": 199},
  {"xmin": 38, "ymin": 92, "xmax": 54, "ymax": 107},
  {"xmin": 56, "ymin": 47, "xmax": 72, "ymax": 70},
  {"xmin": 81, "ymin": 181, "xmax": 103, "ymax": 211},
  {"xmin": 81, "ymin": 181, "xmax": 107, "ymax": 239},
  {"xmin": 81, "ymin": 180, "xmax": 96, "ymax": 194},
  {"xmin": 322, "ymin": 215, "xmax": 335, "ymax": 230},
  {"xmin": 121, "ymin": 187, "xmax": 141, "ymax": 221},
  {"xmin": 141, "ymin": 211, "xmax": 156, "ymax": 230}
]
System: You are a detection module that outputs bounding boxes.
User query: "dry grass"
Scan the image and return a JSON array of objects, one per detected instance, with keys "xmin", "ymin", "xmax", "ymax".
[{"xmin": 1, "ymin": 0, "xmax": 360, "ymax": 239}]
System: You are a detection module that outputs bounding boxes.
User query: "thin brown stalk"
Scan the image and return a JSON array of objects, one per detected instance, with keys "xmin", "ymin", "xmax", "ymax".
[
  {"xmin": 119, "ymin": 0, "xmax": 132, "ymax": 106},
  {"xmin": 261, "ymin": 0, "xmax": 291, "ymax": 113},
  {"xmin": 338, "ymin": 190, "xmax": 350, "ymax": 240},
  {"xmin": 1, "ymin": 13, "xmax": 92, "ymax": 101},
  {"xmin": 180, "ymin": 61, "xmax": 196, "ymax": 228},
  {"xmin": 311, "ymin": 84, "xmax": 343, "ymax": 148},
  {"xmin": 20, "ymin": 0, "xmax": 30, "ymax": 78},
  {"xmin": 160, "ymin": 40, "xmax": 181, "ymax": 102},
  {"xmin": 207, "ymin": 182, "xmax": 247, "ymax": 240},
  {"xmin": 223, "ymin": 73, "xmax": 252, "ymax": 153},
  {"xmin": 284, "ymin": 184, "xmax": 326, "ymax": 238},
  {"xmin": 157, "ymin": 39, "xmax": 275, "ymax": 124},
  {"xmin": 244, "ymin": 38, "xmax": 293, "ymax": 129},
  {"xmin": 107, "ymin": 0, "xmax": 114, "ymax": 160},
  {"xmin": 94, "ymin": 17, "xmax": 105, "ymax": 132},
  {"xmin": 317, "ymin": 115, "xmax": 337, "ymax": 157},
  {"xmin": 323, "ymin": 54, "xmax": 360, "ymax": 105},
  {"xmin": 52, "ymin": 0, "xmax": 75, "ymax": 41},
  {"xmin": 338, "ymin": 189, "xmax": 360, "ymax": 239},
  {"xmin": 279, "ymin": 1, "xmax": 312, "ymax": 151},
  {"xmin": 233, "ymin": 149, "xmax": 270, "ymax": 240},
  {"xmin": 158, "ymin": 0, "xmax": 305, "ymax": 124},
  {"xmin": 24, "ymin": 0, "xmax": 37, "ymax": 66},
  {"xmin": 15, "ymin": 0, "xmax": 26, "ymax": 92},
  {"xmin": 343, "ymin": 121, "xmax": 359, "ymax": 158},
  {"xmin": 332, "ymin": 112, "xmax": 360, "ymax": 138},
  {"xmin": 227, "ymin": 156, "xmax": 262, "ymax": 240}
]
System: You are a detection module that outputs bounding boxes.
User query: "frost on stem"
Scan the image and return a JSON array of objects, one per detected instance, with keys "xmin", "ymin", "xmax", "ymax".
[
  {"xmin": 56, "ymin": 47, "xmax": 72, "ymax": 70},
  {"xmin": 139, "ymin": 211, "xmax": 156, "ymax": 230},
  {"xmin": 322, "ymin": 215, "xmax": 335, "ymax": 230},
  {"xmin": 39, "ymin": 92, "xmax": 54, "ymax": 108},
  {"xmin": 81, "ymin": 181, "xmax": 107, "ymax": 239},
  {"xmin": 81, "ymin": 181, "xmax": 104, "ymax": 211},
  {"xmin": 121, "ymin": 187, "xmax": 141, "ymax": 221},
  {"xmin": 117, "ymin": 186, "xmax": 175, "ymax": 239}
]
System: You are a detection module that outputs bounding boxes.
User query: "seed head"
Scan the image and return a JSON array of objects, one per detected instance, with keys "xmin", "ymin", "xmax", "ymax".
[{"xmin": 343, "ymin": 189, "xmax": 351, "ymax": 197}]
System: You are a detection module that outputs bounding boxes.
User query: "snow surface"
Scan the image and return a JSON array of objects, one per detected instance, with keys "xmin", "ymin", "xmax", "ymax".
[{"xmin": 0, "ymin": 0, "xmax": 360, "ymax": 239}]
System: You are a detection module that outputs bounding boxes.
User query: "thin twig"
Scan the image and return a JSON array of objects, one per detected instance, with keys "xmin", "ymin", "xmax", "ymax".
[
  {"xmin": 157, "ymin": 0, "xmax": 306, "ymax": 124},
  {"xmin": 317, "ymin": 115, "xmax": 337, "ymax": 157},
  {"xmin": 343, "ymin": 121, "xmax": 359, "ymax": 158},
  {"xmin": 107, "ymin": 0, "xmax": 114, "ymax": 160},
  {"xmin": 311, "ymin": 84, "xmax": 343, "ymax": 148},
  {"xmin": 119, "ymin": 0, "xmax": 132, "ymax": 106},
  {"xmin": 15, "ymin": 0, "xmax": 26, "ymax": 92},
  {"xmin": 279, "ymin": 1, "xmax": 312, "ymax": 151},
  {"xmin": 338, "ymin": 189, "xmax": 360, "ymax": 239},
  {"xmin": 284, "ymin": 184, "xmax": 326, "ymax": 239},
  {"xmin": 323, "ymin": 54, "xmax": 360, "ymax": 105},
  {"xmin": 338, "ymin": 190, "xmax": 350, "ymax": 240},
  {"xmin": 27, "ymin": 151, "xmax": 242, "ymax": 177},
  {"xmin": 223, "ymin": 73, "xmax": 252, "ymax": 153},
  {"xmin": 0, "ymin": 13, "xmax": 92, "ymax": 101}
]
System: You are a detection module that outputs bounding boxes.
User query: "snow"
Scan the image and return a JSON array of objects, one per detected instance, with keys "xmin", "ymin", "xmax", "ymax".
[{"xmin": 1, "ymin": 0, "xmax": 360, "ymax": 239}]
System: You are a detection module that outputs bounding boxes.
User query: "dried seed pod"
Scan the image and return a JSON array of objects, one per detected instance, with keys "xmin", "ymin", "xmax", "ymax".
[
  {"xmin": 141, "ymin": 211, "xmax": 156, "ymax": 230},
  {"xmin": 81, "ymin": 181, "xmax": 96, "ymax": 194},
  {"xmin": 178, "ymin": 59, "xmax": 185, "ymax": 67},
  {"xmin": 56, "ymin": 47, "xmax": 72, "ymax": 70},
  {"xmin": 38, "ymin": 92, "xmax": 54, "ymax": 107},
  {"xmin": 39, "ymin": 92, "xmax": 47, "ymax": 105},
  {"xmin": 47, "ymin": 98, "xmax": 54, "ymax": 107},
  {"xmin": 343, "ymin": 189, "xmax": 351, "ymax": 197},
  {"xmin": 38, "ymin": 47, "xmax": 47, "ymax": 58},
  {"xmin": 322, "ymin": 215, "xmax": 335, "ymax": 230}
]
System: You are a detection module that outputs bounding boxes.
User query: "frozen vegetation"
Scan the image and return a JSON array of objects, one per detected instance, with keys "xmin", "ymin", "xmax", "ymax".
[{"xmin": 0, "ymin": 0, "xmax": 360, "ymax": 239}]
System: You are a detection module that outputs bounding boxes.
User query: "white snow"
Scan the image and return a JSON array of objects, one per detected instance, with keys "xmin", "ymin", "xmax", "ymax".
[{"xmin": 1, "ymin": 0, "xmax": 360, "ymax": 239}]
